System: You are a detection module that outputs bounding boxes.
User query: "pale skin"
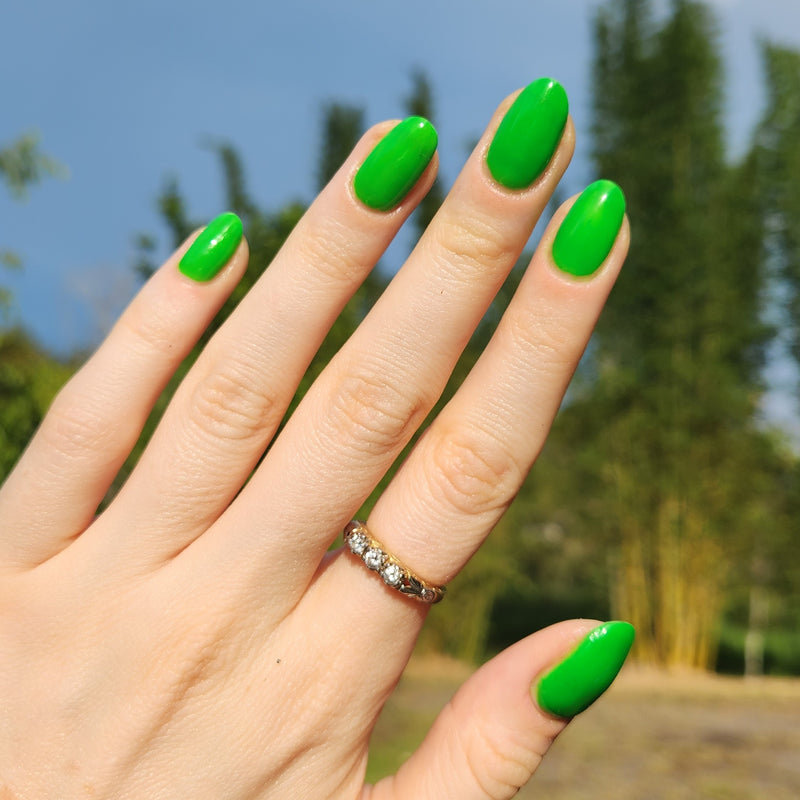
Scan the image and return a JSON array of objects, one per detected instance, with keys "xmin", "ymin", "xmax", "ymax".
[{"xmin": 0, "ymin": 88, "xmax": 629, "ymax": 798}]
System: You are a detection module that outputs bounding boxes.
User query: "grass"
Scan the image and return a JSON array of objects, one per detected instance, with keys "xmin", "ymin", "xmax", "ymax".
[{"xmin": 368, "ymin": 656, "xmax": 800, "ymax": 798}]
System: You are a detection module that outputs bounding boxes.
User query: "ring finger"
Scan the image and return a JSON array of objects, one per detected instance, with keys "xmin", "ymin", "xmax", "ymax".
[{"xmin": 324, "ymin": 179, "xmax": 629, "ymax": 669}]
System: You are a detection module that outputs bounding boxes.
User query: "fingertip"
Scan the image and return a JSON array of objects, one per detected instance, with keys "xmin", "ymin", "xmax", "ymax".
[
  {"xmin": 480, "ymin": 79, "xmax": 575, "ymax": 195},
  {"xmin": 178, "ymin": 212, "xmax": 245, "ymax": 283},
  {"xmin": 533, "ymin": 182, "xmax": 629, "ymax": 286},
  {"xmin": 534, "ymin": 620, "xmax": 636, "ymax": 719},
  {"xmin": 351, "ymin": 117, "xmax": 440, "ymax": 213}
]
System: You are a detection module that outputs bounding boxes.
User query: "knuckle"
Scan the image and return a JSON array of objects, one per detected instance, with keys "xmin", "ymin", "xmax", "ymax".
[
  {"xmin": 187, "ymin": 361, "xmax": 280, "ymax": 444},
  {"xmin": 430, "ymin": 210, "xmax": 509, "ymax": 278},
  {"xmin": 40, "ymin": 388, "xmax": 108, "ymax": 458},
  {"xmin": 505, "ymin": 308, "xmax": 581, "ymax": 374},
  {"xmin": 118, "ymin": 300, "xmax": 178, "ymax": 359},
  {"xmin": 293, "ymin": 214, "xmax": 366, "ymax": 286},
  {"xmin": 328, "ymin": 368, "xmax": 426, "ymax": 454},
  {"xmin": 426, "ymin": 425, "xmax": 523, "ymax": 517}
]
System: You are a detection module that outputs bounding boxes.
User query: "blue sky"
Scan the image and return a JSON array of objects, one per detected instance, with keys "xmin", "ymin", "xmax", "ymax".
[{"xmin": 2, "ymin": 0, "xmax": 800, "ymax": 434}]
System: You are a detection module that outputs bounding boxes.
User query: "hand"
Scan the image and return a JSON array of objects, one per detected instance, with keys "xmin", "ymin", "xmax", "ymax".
[{"xmin": 0, "ymin": 79, "xmax": 630, "ymax": 799}]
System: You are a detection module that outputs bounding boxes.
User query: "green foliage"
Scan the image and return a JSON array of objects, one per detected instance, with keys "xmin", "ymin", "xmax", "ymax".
[
  {"xmin": 0, "ymin": 331, "xmax": 43, "ymax": 479},
  {"xmin": 0, "ymin": 329, "xmax": 73, "ymax": 481},
  {"xmin": 0, "ymin": 131, "xmax": 66, "ymax": 200},
  {"xmin": 717, "ymin": 623, "xmax": 800, "ymax": 676}
]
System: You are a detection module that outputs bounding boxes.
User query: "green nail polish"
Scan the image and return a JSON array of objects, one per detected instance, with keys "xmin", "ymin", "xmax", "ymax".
[
  {"xmin": 486, "ymin": 77, "xmax": 569, "ymax": 190},
  {"xmin": 354, "ymin": 116, "xmax": 438, "ymax": 211},
  {"xmin": 179, "ymin": 212, "xmax": 243, "ymax": 282},
  {"xmin": 552, "ymin": 180, "xmax": 626, "ymax": 277},
  {"xmin": 536, "ymin": 621, "xmax": 635, "ymax": 718}
]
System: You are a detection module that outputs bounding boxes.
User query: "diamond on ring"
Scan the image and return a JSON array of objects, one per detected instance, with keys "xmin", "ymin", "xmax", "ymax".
[
  {"xmin": 381, "ymin": 562, "xmax": 404, "ymax": 587},
  {"xmin": 342, "ymin": 520, "xmax": 446, "ymax": 604},
  {"xmin": 363, "ymin": 547, "xmax": 385, "ymax": 570},
  {"xmin": 347, "ymin": 530, "xmax": 369, "ymax": 555}
]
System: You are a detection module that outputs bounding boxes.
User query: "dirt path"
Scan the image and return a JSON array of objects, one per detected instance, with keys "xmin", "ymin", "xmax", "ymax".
[
  {"xmin": 530, "ymin": 669, "xmax": 800, "ymax": 799},
  {"xmin": 370, "ymin": 661, "xmax": 800, "ymax": 799}
]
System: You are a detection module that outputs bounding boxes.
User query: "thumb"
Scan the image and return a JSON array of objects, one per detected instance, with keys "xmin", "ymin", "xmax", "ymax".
[{"xmin": 367, "ymin": 619, "xmax": 634, "ymax": 800}]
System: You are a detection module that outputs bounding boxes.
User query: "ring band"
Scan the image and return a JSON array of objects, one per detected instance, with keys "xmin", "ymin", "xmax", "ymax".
[{"xmin": 343, "ymin": 520, "xmax": 446, "ymax": 604}]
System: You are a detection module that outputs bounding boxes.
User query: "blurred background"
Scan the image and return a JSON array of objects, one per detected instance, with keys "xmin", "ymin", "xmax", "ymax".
[{"xmin": 3, "ymin": 0, "xmax": 800, "ymax": 794}]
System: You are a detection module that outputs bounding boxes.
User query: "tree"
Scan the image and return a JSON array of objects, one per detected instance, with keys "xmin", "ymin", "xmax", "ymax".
[
  {"xmin": 584, "ymin": 0, "xmax": 776, "ymax": 667},
  {"xmin": 744, "ymin": 42, "xmax": 800, "ymax": 674}
]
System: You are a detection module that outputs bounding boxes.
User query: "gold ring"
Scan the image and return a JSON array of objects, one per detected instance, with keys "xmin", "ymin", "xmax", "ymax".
[{"xmin": 343, "ymin": 520, "xmax": 446, "ymax": 604}]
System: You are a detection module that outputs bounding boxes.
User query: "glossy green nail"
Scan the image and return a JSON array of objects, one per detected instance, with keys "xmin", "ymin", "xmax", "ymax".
[
  {"xmin": 486, "ymin": 77, "xmax": 569, "ymax": 189},
  {"xmin": 535, "ymin": 621, "xmax": 635, "ymax": 718},
  {"xmin": 354, "ymin": 116, "xmax": 438, "ymax": 211},
  {"xmin": 552, "ymin": 180, "xmax": 626, "ymax": 277},
  {"xmin": 179, "ymin": 212, "xmax": 243, "ymax": 282}
]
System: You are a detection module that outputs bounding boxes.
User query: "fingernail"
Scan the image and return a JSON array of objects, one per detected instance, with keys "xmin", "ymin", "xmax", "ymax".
[
  {"xmin": 535, "ymin": 621, "xmax": 635, "ymax": 718},
  {"xmin": 179, "ymin": 212, "xmax": 243, "ymax": 282},
  {"xmin": 354, "ymin": 116, "xmax": 438, "ymax": 211},
  {"xmin": 486, "ymin": 77, "xmax": 569, "ymax": 190},
  {"xmin": 552, "ymin": 180, "xmax": 626, "ymax": 277}
]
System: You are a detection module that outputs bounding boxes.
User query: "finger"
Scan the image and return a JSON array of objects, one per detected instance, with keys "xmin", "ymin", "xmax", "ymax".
[
  {"xmin": 0, "ymin": 217, "xmax": 248, "ymax": 569},
  {"xmin": 202, "ymin": 79, "xmax": 575, "ymax": 600},
  {"xmin": 360, "ymin": 181, "xmax": 629, "ymax": 590},
  {"xmin": 366, "ymin": 620, "xmax": 635, "ymax": 800},
  {"xmin": 304, "ymin": 182, "xmax": 628, "ymax": 694},
  {"xmin": 99, "ymin": 119, "xmax": 439, "ymax": 567}
]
